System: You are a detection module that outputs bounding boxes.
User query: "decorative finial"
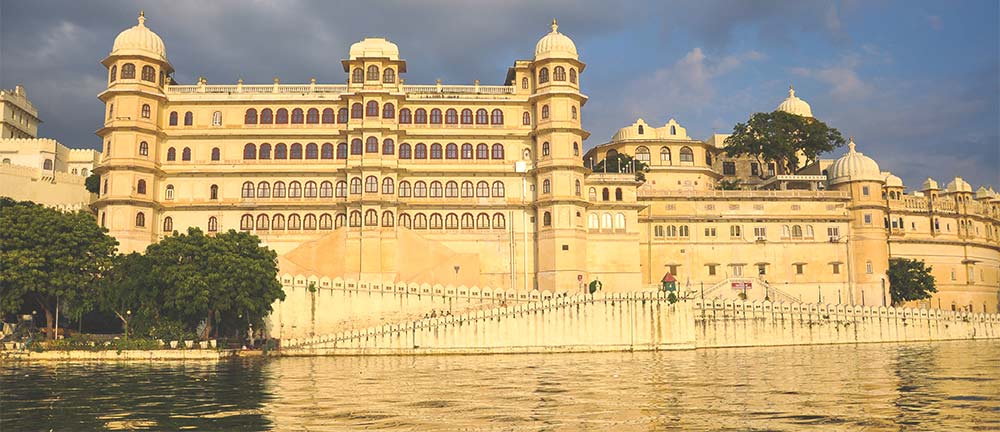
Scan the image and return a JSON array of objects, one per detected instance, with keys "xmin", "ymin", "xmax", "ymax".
[
  {"xmin": 788, "ymin": 85, "xmax": 795, "ymax": 98},
  {"xmin": 551, "ymin": 18, "xmax": 558, "ymax": 33},
  {"xmin": 848, "ymin": 136, "xmax": 856, "ymax": 152},
  {"xmin": 138, "ymin": 10, "xmax": 146, "ymax": 26}
]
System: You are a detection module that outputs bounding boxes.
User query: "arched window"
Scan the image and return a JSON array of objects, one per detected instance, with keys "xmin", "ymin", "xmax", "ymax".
[
  {"xmin": 337, "ymin": 143, "xmax": 348, "ymax": 159},
  {"xmin": 141, "ymin": 104, "xmax": 151, "ymax": 119},
  {"xmin": 166, "ymin": 147, "xmax": 176, "ymax": 161},
  {"xmin": 321, "ymin": 143, "xmax": 334, "ymax": 159},
  {"xmin": 445, "ymin": 213, "xmax": 459, "ymax": 229},
  {"xmin": 679, "ymin": 146, "xmax": 694, "ymax": 163},
  {"xmin": 169, "ymin": 111, "xmax": 178, "ymax": 126},
  {"xmin": 109, "ymin": 65, "xmax": 117, "ymax": 82},
  {"xmin": 491, "ymin": 143, "xmax": 505, "ymax": 160},
  {"xmin": 538, "ymin": 67, "xmax": 549, "ymax": 83},
  {"xmin": 398, "ymin": 213, "xmax": 411, "ymax": 228},
  {"xmin": 288, "ymin": 181, "xmax": 302, "ymax": 198},
  {"xmin": 365, "ymin": 176, "xmax": 378, "ymax": 193},
  {"xmin": 415, "ymin": 108, "xmax": 427, "ymax": 124},
  {"xmin": 136, "ymin": 179, "xmax": 147, "ymax": 195},
  {"xmin": 430, "ymin": 143, "xmax": 443, "ymax": 159},
  {"xmin": 382, "ymin": 103, "xmax": 395, "ymax": 119},
  {"xmin": 492, "ymin": 181, "xmax": 505, "ymax": 197},
  {"xmin": 210, "ymin": 184, "xmax": 219, "ymax": 200},
  {"xmin": 274, "ymin": 143, "xmax": 287, "ymax": 159},
  {"xmin": 492, "ymin": 213, "xmax": 506, "ymax": 229},
  {"xmin": 476, "ymin": 181, "xmax": 490, "ymax": 197},
  {"xmin": 259, "ymin": 108, "xmax": 273, "ymax": 124},
  {"xmin": 206, "ymin": 216, "xmax": 218, "ymax": 232},
  {"xmin": 615, "ymin": 188, "xmax": 623, "ymax": 201},
  {"xmin": 319, "ymin": 213, "xmax": 333, "ymax": 230},
  {"xmin": 603, "ymin": 214, "xmax": 613, "ymax": 230},
  {"xmin": 522, "ymin": 112, "xmax": 531, "ymax": 125},
  {"xmin": 398, "ymin": 181, "xmax": 411, "ymax": 197},
  {"xmin": 521, "ymin": 77, "xmax": 529, "ymax": 89},
  {"xmin": 446, "ymin": 109, "xmax": 458, "ymax": 124},
  {"xmin": 792, "ymin": 225, "xmax": 803, "ymax": 238},
  {"xmin": 366, "ymin": 101, "xmax": 379, "ymax": 117},
  {"xmin": 575, "ymin": 180, "xmax": 581, "ymax": 196},
  {"xmin": 635, "ymin": 146, "xmax": 650, "ymax": 162},
  {"xmin": 461, "ymin": 181, "xmax": 474, "ymax": 197},
  {"xmin": 322, "ymin": 108, "xmax": 334, "ymax": 124},
  {"xmin": 335, "ymin": 181, "xmax": 347, "ymax": 198},
  {"xmin": 138, "ymin": 141, "xmax": 149, "ymax": 156},
  {"xmin": 303, "ymin": 181, "xmax": 317, "ymax": 198},
  {"xmin": 352, "ymin": 68, "xmax": 363, "ymax": 83},
  {"xmin": 275, "ymin": 108, "xmax": 288, "ymax": 124},
  {"xmin": 302, "ymin": 214, "xmax": 317, "ymax": 230},
  {"xmin": 243, "ymin": 143, "xmax": 256, "ymax": 160},
  {"xmin": 445, "ymin": 181, "xmax": 459, "ymax": 197},
  {"xmin": 383, "ymin": 68, "xmax": 395, "ymax": 83},
  {"xmin": 211, "ymin": 147, "xmax": 221, "ymax": 161},
  {"xmin": 399, "ymin": 108, "xmax": 412, "ymax": 123},
  {"xmin": 477, "ymin": 213, "xmax": 491, "ymax": 229},
  {"xmin": 317, "ymin": 181, "xmax": 332, "ymax": 198},
  {"xmin": 602, "ymin": 188, "xmax": 610, "ymax": 201},
  {"xmin": 350, "ymin": 177, "xmax": 362, "ymax": 194},
  {"xmin": 366, "ymin": 65, "xmax": 379, "ymax": 81},
  {"xmin": 351, "ymin": 138, "xmax": 363, "ymax": 155},
  {"xmin": 382, "ymin": 139, "xmax": 394, "ymax": 155},
  {"xmin": 272, "ymin": 214, "xmax": 285, "ymax": 230},
  {"xmin": 805, "ymin": 225, "xmax": 814, "ymax": 238},
  {"xmin": 366, "ymin": 137, "xmax": 378, "ymax": 153},
  {"xmin": 159, "ymin": 216, "xmax": 173, "ymax": 232},
  {"xmin": 399, "ymin": 143, "xmax": 412, "ymax": 159},
  {"xmin": 475, "ymin": 109, "xmax": 487, "ymax": 124},
  {"xmin": 571, "ymin": 106, "xmax": 578, "ymax": 120},
  {"xmin": 351, "ymin": 103, "xmax": 363, "ymax": 119},
  {"xmin": 462, "ymin": 213, "xmax": 475, "ymax": 229},
  {"xmin": 289, "ymin": 143, "xmax": 303, "ymax": 159},
  {"xmin": 542, "ymin": 179, "xmax": 551, "ymax": 194},
  {"xmin": 458, "ymin": 109, "xmax": 472, "ymax": 125},
  {"xmin": 571, "ymin": 142, "xmax": 579, "ymax": 156},
  {"xmin": 429, "ymin": 181, "xmax": 443, "ymax": 197},
  {"xmin": 569, "ymin": 68, "xmax": 577, "ymax": 84},
  {"xmin": 257, "ymin": 182, "xmax": 270, "ymax": 198},
  {"xmin": 288, "ymin": 214, "xmax": 302, "ymax": 230},
  {"xmin": 306, "ymin": 108, "xmax": 319, "ymax": 124},
  {"xmin": 338, "ymin": 108, "xmax": 349, "ymax": 123},
  {"xmin": 302, "ymin": 143, "xmax": 317, "ymax": 159},
  {"xmin": 430, "ymin": 109, "xmax": 442, "ymax": 124},
  {"xmin": 553, "ymin": 66, "xmax": 566, "ymax": 81},
  {"xmin": 181, "ymin": 147, "xmax": 191, "ymax": 161},
  {"xmin": 183, "ymin": 112, "xmax": 193, "ymax": 126},
  {"xmin": 615, "ymin": 213, "xmax": 626, "ymax": 230},
  {"xmin": 477, "ymin": 143, "xmax": 489, "ymax": 159},
  {"xmin": 491, "ymin": 109, "xmax": 504, "ymax": 125},
  {"xmin": 543, "ymin": 211, "xmax": 552, "ymax": 226},
  {"xmin": 446, "ymin": 143, "xmax": 458, "ymax": 159},
  {"xmin": 242, "ymin": 181, "xmax": 255, "ymax": 198},
  {"xmin": 660, "ymin": 147, "xmax": 671, "ymax": 164},
  {"xmin": 461, "ymin": 143, "xmax": 474, "ymax": 159},
  {"xmin": 414, "ymin": 143, "xmax": 427, "ymax": 159},
  {"xmin": 541, "ymin": 105, "xmax": 549, "ymax": 119},
  {"xmin": 413, "ymin": 181, "xmax": 427, "ymax": 198},
  {"xmin": 121, "ymin": 63, "xmax": 136, "ymax": 79},
  {"xmin": 542, "ymin": 142, "xmax": 550, "ymax": 157},
  {"xmin": 413, "ymin": 213, "xmax": 427, "ymax": 229},
  {"xmin": 588, "ymin": 213, "xmax": 600, "ymax": 229},
  {"xmin": 381, "ymin": 211, "xmax": 395, "ymax": 227},
  {"xmin": 382, "ymin": 177, "xmax": 395, "ymax": 194},
  {"xmin": 141, "ymin": 65, "xmax": 156, "ymax": 81},
  {"xmin": 670, "ymin": 125, "xmax": 677, "ymax": 135},
  {"xmin": 255, "ymin": 214, "xmax": 269, "ymax": 230}
]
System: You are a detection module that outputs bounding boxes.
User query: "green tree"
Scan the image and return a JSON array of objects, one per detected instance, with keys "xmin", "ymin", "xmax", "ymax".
[
  {"xmin": 723, "ymin": 110, "xmax": 846, "ymax": 178},
  {"xmin": 85, "ymin": 172, "xmax": 101, "ymax": 195},
  {"xmin": 715, "ymin": 178, "xmax": 742, "ymax": 190},
  {"xmin": 0, "ymin": 198, "xmax": 118, "ymax": 339},
  {"xmin": 888, "ymin": 258, "xmax": 937, "ymax": 306},
  {"xmin": 592, "ymin": 153, "xmax": 649, "ymax": 182},
  {"xmin": 98, "ymin": 252, "xmax": 157, "ymax": 339}
]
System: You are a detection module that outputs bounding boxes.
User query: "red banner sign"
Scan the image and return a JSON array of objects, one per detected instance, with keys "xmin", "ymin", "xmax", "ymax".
[{"xmin": 731, "ymin": 281, "xmax": 752, "ymax": 290}]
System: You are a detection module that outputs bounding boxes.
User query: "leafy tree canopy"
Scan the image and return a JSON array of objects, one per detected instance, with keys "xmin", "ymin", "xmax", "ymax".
[
  {"xmin": 85, "ymin": 172, "xmax": 101, "ymax": 195},
  {"xmin": 723, "ymin": 110, "xmax": 845, "ymax": 178},
  {"xmin": 888, "ymin": 258, "xmax": 937, "ymax": 306}
]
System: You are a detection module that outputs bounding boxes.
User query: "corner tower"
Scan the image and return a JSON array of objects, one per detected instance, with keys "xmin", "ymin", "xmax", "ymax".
[
  {"xmin": 530, "ymin": 20, "xmax": 592, "ymax": 291},
  {"xmin": 94, "ymin": 11, "xmax": 173, "ymax": 252}
]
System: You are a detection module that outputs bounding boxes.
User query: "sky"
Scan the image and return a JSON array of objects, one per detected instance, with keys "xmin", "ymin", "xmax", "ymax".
[{"xmin": 1, "ymin": 0, "xmax": 997, "ymax": 189}]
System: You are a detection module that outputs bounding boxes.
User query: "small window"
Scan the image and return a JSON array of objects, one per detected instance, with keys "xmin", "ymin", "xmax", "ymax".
[
  {"xmin": 352, "ymin": 68, "xmax": 363, "ymax": 83},
  {"xmin": 521, "ymin": 77, "xmax": 529, "ymax": 89},
  {"xmin": 539, "ymin": 68, "xmax": 549, "ymax": 83},
  {"xmin": 723, "ymin": 162, "xmax": 736, "ymax": 176},
  {"xmin": 212, "ymin": 111, "xmax": 222, "ymax": 126},
  {"xmin": 135, "ymin": 212, "xmax": 145, "ymax": 227},
  {"xmin": 541, "ymin": 105, "xmax": 549, "ymax": 119},
  {"xmin": 542, "ymin": 142, "xmax": 550, "ymax": 157},
  {"xmin": 141, "ymin": 104, "xmax": 151, "ymax": 119},
  {"xmin": 169, "ymin": 111, "xmax": 178, "ymax": 126},
  {"xmin": 366, "ymin": 65, "xmax": 379, "ymax": 81},
  {"xmin": 139, "ymin": 141, "xmax": 149, "ymax": 156},
  {"xmin": 181, "ymin": 147, "xmax": 191, "ymax": 161},
  {"xmin": 141, "ymin": 65, "xmax": 155, "ymax": 82},
  {"xmin": 383, "ymin": 68, "xmax": 396, "ymax": 83},
  {"xmin": 522, "ymin": 112, "xmax": 531, "ymax": 125},
  {"xmin": 183, "ymin": 111, "xmax": 193, "ymax": 126},
  {"xmin": 446, "ymin": 109, "xmax": 458, "ymax": 124},
  {"xmin": 366, "ymin": 101, "xmax": 379, "ymax": 117},
  {"xmin": 121, "ymin": 63, "xmax": 136, "ymax": 79},
  {"xmin": 543, "ymin": 211, "xmax": 552, "ymax": 226}
]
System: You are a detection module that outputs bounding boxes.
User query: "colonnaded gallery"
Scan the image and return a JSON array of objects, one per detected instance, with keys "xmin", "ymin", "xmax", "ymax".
[{"xmin": 92, "ymin": 13, "xmax": 1000, "ymax": 312}]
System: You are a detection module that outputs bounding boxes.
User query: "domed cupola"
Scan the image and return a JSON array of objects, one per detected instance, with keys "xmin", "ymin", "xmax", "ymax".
[
  {"xmin": 534, "ymin": 19, "xmax": 578, "ymax": 61},
  {"xmin": 776, "ymin": 85, "xmax": 813, "ymax": 118},
  {"xmin": 349, "ymin": 38, "xmax": 401, "ymax": 61},
  {"xmin": 827, "ymin": 138, "xmax": 882, "ymax": 186},
  {"xmin": 110, "ymin": 11, "xmax": 168, "ymax": 63}
]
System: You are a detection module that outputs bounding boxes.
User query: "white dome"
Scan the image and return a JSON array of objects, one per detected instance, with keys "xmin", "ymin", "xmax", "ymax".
[
  {"xmin": 111, "ymin": 12, "xmax": 167, "ymax": 63},
  {"xmin": 612, "ymin": 118, "xmax": 691, "ymax": 142},
  {"xmin": 921, "ymin": 178, "xmax": 939, "ymax": 190},
  {"xmin": 883, "ymin": 172, "xmax": 903, "ymax": 188},
  {"xmin": 975, "ymin": 186, "xmax": 995, "ymax": 199},
  {"xmin": 945, "ymin": 177, "xmax": 972, "ymax": 193},
  {"xmin": 776, "ymin": 86, "xmax": 813, "ymax": 118},
  {"xmin": 534, "ymin": 19, "xmax": 578, "ymax": 61},
  {"xmin": 349, "ymin": 38, "xmax": 400, "ymax": 60},
  {"xmin": 827, "ymin": 138, "xmax": 882, "ymax": 185}
]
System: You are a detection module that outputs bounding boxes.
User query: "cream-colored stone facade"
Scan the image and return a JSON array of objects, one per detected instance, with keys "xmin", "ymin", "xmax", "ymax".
[
  {"xmin": 93, "ymin": 14, "xmax": 1000, "ymax": 313},
  {"xmin": 0, "ymin": 85, "xmax": 40, "ymax": 139},
  {"xmin": 0, "ymin": 137, "xmax": 99, "ymax": 211}
]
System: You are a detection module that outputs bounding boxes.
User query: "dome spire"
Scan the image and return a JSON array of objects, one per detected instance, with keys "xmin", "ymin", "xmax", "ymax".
[
  {"xmin": 551, "ymin": 18, "xmax": 558, "ymax": 33},
  {"xmin": 788, "ymin": 85, "xmax": 795, "ymax": 98},
  {"xmin": 138, "ymin": 10, "xmax": 146, "ymax": 27},
  {"xmin": 848, "ymin": 136, "xmax": 856, "ymax": 152}
]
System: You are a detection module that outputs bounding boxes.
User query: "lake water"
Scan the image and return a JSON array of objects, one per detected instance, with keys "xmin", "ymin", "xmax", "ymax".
[{"xmin": 2, "ymin": 340, "xmax": 999, "ymax": 431}]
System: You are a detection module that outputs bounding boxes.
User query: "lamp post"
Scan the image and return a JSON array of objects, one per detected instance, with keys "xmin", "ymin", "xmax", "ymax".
[{"xmin": 125, "ymin": 310, "xmax": 131, "ymax": 340}]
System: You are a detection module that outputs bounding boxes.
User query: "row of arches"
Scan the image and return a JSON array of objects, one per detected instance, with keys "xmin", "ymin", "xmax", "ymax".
[
  {"xmin": 109, "ymin": 63, "xmax": 163, "ymax": 85},
  {"xmin": 238, "ymin": 179, "xmax": 507, "ymax": 199},
  {"xmin": 243, "ymin": 106, "xmax": 507, "ymax": 126},
  {"xmin": 235, "ymin": 211, "xmax": 508, "ymax": 231},
  {"xmin": 241, "ymin": 141, "xmax": 505, "ymax": 160},
  {"xmin": 537, "ymin": 66, "xmax": 578, "ymax": 84},
  {"xmin": 621, "ymin": 146, "xmax": 698, "ymax": 164},
  {"xmin": 351, "ymin": 65, "xmax": 398, "ymax": 84}
]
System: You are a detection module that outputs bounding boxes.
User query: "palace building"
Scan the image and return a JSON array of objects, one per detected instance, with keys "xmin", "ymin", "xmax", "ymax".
[{"xmin": 92, "ymin": 13, "xmax": 1000, "ymax": 312}]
